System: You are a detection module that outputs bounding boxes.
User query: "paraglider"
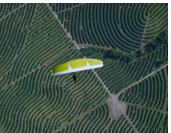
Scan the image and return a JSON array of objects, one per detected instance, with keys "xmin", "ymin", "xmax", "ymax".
[{"xmin": 51, "ymin": 59, "xmax": 103, "ymax": 83}]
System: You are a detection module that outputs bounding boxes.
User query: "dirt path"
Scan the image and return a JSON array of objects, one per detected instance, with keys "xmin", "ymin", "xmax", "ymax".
[
  {"xmin": 116, "ymin": 63, "xmax": 168, "ymax": 96},
  {"xmin": 0, "ymin": 3, "xmax": 28, "ymax": 22},
  {"xmin": 125, "ymin": 101, "xmax": 168, "ymax": 114},
  {"xmin": 56, "ymin": 3, "xmax": 86, "ymax": 14},
  {"xmin": 46, "ymin": 4, "xmax": 82, "ymax": 51},
  {"xmin": 141, "ymin": 15, "xmax": 149, "ymax": 47}
]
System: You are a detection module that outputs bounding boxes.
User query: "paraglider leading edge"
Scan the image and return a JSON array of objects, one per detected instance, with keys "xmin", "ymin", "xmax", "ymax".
[{"xmin": 51, "ymin": 59, "xmax": 103, "ymax": 76}]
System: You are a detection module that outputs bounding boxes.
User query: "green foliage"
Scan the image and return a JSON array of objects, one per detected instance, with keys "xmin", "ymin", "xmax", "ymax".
[
  {"xmin": 145, "ymin": 31, "xmax": 168, "ymax": 53},
  {"xmin": 136, "ymin": 50, "xmax": 144, "ymax": 57},
  {"xmin": 83, "ymin": 30, "xmax": 168, "ymax": 64},
  {"xmin": 81, "ymin": 46, "xmax": 105, "ymax": 56},
  {"xmin": 102, "ymin": 49, "xmax": 132, "ymax": 62},
  {"xmin": 156, "ymin": 56, "xmax": 168, "ymax": 67}
]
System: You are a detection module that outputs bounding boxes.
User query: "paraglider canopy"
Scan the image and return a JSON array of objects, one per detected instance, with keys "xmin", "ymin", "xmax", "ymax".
[{"xmin": 51, "ymin": 59, "xmax": 103, "ymax": 76}]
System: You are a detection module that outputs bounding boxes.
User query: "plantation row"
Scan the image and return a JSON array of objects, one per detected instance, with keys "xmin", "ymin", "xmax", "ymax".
[
  {"xmin": 0, "ymin": 4, "xmax": 35, "ymax": 78},
  {"xmin": 51, "ymin": 3, "xmax": 167, "ymax": 53},
  {"xmin": 145, "ymin": 4, "xmax": 168, "ymax": 36},
  {"xmin": 96, "ymin": 44, "xmax": 167, "ymax": 93},
  {"xmin": 0, "ymin": 3, "xmax": 36, "ymax": 89},
  {"xmin": 126, "ymin": 105, "xmax": 167, "ymax": 132},
  {"xmin": 121, "ymin": 4, "xmax": 167, "ymax": 43},
  {"xmin": 107, "ymin": 115, "xmax": 135, "ymax": 133},
  {"xmin": 119, "ymin": 67, "xmax": 168, "ymax": 110},
  {"xmin": 59, "ymin": 103, "xmax": 135, "ymax": 133},
  {"xmin": 0, "ymin": 3, "xmax": 24, "ymax": 18}
]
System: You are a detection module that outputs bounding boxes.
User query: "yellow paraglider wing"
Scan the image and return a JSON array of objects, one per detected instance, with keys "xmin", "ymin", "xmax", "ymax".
[{"xmin": 51, "ymin": 59, "xmax": 103, "ymax": 75}]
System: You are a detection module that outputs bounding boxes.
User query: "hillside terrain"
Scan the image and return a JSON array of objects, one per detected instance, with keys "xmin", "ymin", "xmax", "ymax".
[{"xmin": 0, "ymin": 3, "xmax": 168, "ymax": 133}]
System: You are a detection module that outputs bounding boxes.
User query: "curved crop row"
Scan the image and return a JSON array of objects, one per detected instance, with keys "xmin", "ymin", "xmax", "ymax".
[
  {"xmin": 0, "ymin": 4, "xmax": 35, "ymax": 79},
  {"xmin": 0, "ymin": 3, "xmax": 24, "ymax": 18},
  {"xmin": 51, "ymin": 3, "xmax": 167, "ymax": 53},
  {"xmin": 126, "ymin": 105, "xmax": 167, "ymax": 132},
  {"xmin": 144, "ymin": 3, "xmax": 168, "ymax": 38},
  {"xmin": 59, "ymin": 104, "xmax": 136, "ymax": 133},
  {"xmin": 119, "ymin": 66, "xmax": 167, "ymax": 110},
  {"xmin": 60, "ymin": 103, "xmax": 114, "ymax": 132},
  {"xmin": 96, "ymin": 44, "xmax": 167, "ymax": 93}
]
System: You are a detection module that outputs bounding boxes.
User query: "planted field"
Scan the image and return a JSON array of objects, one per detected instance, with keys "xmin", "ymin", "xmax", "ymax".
[
  {"xmin": 96, "ymin": 44, "xmax": 167, "ymax": 94},
  {"xmin": 0, "ymin": 3, "xmax": 24, "ymax": 18},
  {"xmin": 51, "ymin": 3, "xmax": 168, "ymax": 53},
  {"xmin": 119, "ymin": 66, "xmax": 168, "ymax": 132},
  {"xmin": 119, "ymin": 67, "xmax": 168, "ymax": 111},
  {"xmin": 59, "ymin": 104, "xmax": 135, "ymax": 133},
  {"xmin": 0, "ymin": 3, "xmax": 168, "ymax": 133}
]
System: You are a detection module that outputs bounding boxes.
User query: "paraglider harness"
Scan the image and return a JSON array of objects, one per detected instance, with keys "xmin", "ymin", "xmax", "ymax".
[{"xmin": 73, "ymin": 73, "xmax": 76, "ymax": 84}]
